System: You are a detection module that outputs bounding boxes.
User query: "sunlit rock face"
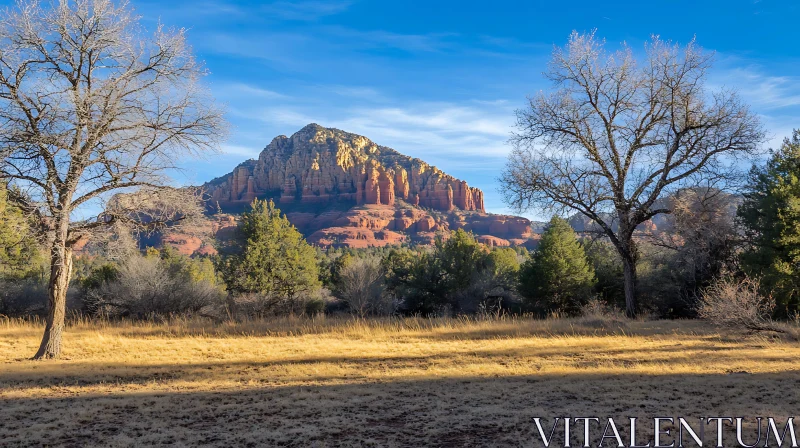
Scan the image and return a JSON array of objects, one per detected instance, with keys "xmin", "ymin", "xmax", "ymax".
[
  {"xmin": 204, "ymin": 123, "xmax": 485, "ymax": 213},
  {"xmin": 185, "ymin": 123, "xmax": 539, "ymax": 250}
]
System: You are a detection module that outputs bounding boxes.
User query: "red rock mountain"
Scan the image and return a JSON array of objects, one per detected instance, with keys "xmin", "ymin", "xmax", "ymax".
[
  {"xmin": 184, "ymin": 124, "xmax": 539, "ymax": 251},
  {"xmin": 206, "ymin": 124, "xmax": 485, "ymax": 213}
]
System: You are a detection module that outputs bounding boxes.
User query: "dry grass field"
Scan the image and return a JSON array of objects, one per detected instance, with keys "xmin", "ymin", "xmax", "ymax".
[{"xmin": 1, "ymin": 316, "xmax": 799, "ymax": 447}]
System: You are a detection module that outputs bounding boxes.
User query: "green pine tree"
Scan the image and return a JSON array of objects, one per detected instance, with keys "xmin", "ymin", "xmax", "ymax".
[
  {"xmin": 519, "ymin": 216, "xmax": 595, "ymax": 315},
  {"xmin": 739, "ymin": 130, "xmax": 800, "ymax": 315},
  {"xmin": 436, "ymin": 229, "xmax": 488, "ymax": 293},
  {"xmin": 0, "ymin": 183, "xmax": 42, "ymax": 279},
  {"xmin": 487, "ymin": 247, "xmax": 521, "ymax": 291},
  {"xmin": 386, "ymin": 229, "xmax": 489, "ymax": 315},
  {"xmin": 220, "ymin": 199, "xmax": 321, "ymax": 300}
]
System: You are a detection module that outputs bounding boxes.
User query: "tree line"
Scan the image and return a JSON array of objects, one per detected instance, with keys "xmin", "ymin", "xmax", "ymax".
[{"xmin": 4, "ymin": 152, "xmax": 800, "ymax": 322}]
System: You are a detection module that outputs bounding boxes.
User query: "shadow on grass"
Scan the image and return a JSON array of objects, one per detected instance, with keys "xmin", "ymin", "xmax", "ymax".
[
  {"xmin": 1, "ymin": 370, "xmax": 797, "ymax": 447},
  {"xmin": 0, "ymin": 341, "xmax": 787, "ymax": 390}
]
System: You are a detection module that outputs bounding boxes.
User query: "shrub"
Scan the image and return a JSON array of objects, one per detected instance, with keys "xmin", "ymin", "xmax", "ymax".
[
  {"xmin": 577, "ymin": 298, "xmax": 627, "ymax": 328},
  {"xmin": 85, "ymin": 254, "xmax": 224, "ymax": 317},
  {"xmin": 388, "ymin": 230, "xmax": 489, "ymax": 315},
  {"xmin": 336, "ymin": 257, "xmax": 391, "ymax": 316},
  {"xmin": 383, "ymin": 232, "xmax": 522, "ymax": 316},
  {"xmin": 229, "ymin": 288, "xmax": 334, "ymax": 318},
  {"xmin": 487, "ymin": 247, "xmax": 521, "ymax": 291},
  {"xmin": 304, "ymin": 296, "xmax": 326, "ymax": 316},
  {"xmin": 697, "ymin": 276, "xmax": 783, "ymax": 334},
  {"xmin": 0, "ymin": 278, "xmax": 48, "ymax": 317}
]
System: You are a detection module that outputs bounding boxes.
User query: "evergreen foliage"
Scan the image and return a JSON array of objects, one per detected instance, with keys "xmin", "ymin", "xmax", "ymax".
[
  {"xmin": 739, "ymin": 130, "xmax": 800, "ymax": 315},
  {"xmin": 487, "ymin": 247, "xmax": 521, "ymax": 291},
  {"xmin": 381, "ymin": 230, "xmax": 523, "ymax": 315},
  {"xmin": 0, "ymin": 184, "xmax": 42, "ymax": 279},
  {"xmin": 219, "ymin": 200, "xmax": 321, "ymax": 300},
  {"xmin": 584, "ymin": 239, "xmax": 625, "ymax": 307},
  {"xmin": 518, "ymin": 217, "xmax": 595, "ymax": 315},
  {"xmin": 401, "ymin": 229, "xmax": 488, "ymax": 314}
]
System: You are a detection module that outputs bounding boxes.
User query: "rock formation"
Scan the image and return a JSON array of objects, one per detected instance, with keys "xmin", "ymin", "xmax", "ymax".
[
  {"xmin": 204, "ymin": 124, "xmax": 484, "ymax": 213},
  {"xmin": 295, "ymin": 204, "xmax": 534, "ymax": 249},
  {"xmin": 137, "ymin": 124, "xmax": 535, "ymax": 251},
  {"xmin": 138, "ymin": 121, "xmax": 705, "ymax": 254},
  {"xmin": 131, "ymin": 122, "xmax": 709, "ymax": 254}
]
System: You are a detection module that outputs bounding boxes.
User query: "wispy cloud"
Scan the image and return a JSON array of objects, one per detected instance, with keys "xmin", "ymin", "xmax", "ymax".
[
  {"xmin": 758, "ymin": 114, "xmax": 800, "ymax": 149},
  {"xmin": 217, "ymin": 82, "xmax": 287, "ymax": 99},
  {"xmin": 323, "ymin": 27, "xmax": 460, "ymax": 53},
  {"xmin": 326, "ymin": 85, "xmax": 385, "ymax": 101},
  {"xmin": 345, "ymin": 105, "xmax": 512, "ymax": 139},
  {"xmin": 200, "ymin": 27, "xmax": 460, "ymax": 69},
  {"xmin": 260, "ymin": 0, "xmax": 353, "ymax": 21},
  {"xmin": 714, "ymin": 66, "xmax": 800, "ymax": 110},
  {"xmin": 220, "ymin": 144, "xmax": 262, "ymax": 158},
  {"xmin": 248, "ymin": 99, "xmax": 515, "ymax": 161},
  {"xmin": 706, "ymin": 59, "xmax": 800, "ymax": 152},
  {"xmin": 148, "ymin": 0, "xmax": 353, "ymax": 22}
]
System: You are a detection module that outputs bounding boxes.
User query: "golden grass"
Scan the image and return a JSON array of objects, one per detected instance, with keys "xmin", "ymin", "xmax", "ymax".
[{"xmin": 1, "ymin": 316, "xmax": 798, "ymax": 447}]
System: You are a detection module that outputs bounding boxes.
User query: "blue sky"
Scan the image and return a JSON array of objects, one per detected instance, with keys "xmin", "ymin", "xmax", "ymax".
[{"xmin": 29, "ymin": 0, "xmax": 800, "ymax": 217}]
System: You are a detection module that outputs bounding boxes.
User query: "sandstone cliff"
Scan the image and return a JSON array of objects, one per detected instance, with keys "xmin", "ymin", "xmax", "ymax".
[
  {"xmin": 160, "ymin": 124, "xmax": 540, "ymax": 251},
  {"xmin": 204, "ymin": 124, "xmax": 484, "ymax": 213}
]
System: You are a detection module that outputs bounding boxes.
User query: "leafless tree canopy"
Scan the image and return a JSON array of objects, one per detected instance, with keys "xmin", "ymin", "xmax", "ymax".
[
  {"xmin": 338, "ymin": 257, "xmax": 389, "ymax": 317},
  {"xmin": 502, "ymin": 31, "xmax": 765, "ymax": 316},
  {"xmin": 0, "ymin": 0, "xmax": 226, "ymax": 358},
  {"xmin": 0, "ymin": 0, "xmax": 225, "ymax": 242}
]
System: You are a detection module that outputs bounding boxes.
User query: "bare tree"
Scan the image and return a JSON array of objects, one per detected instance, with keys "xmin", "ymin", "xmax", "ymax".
[
  {"xmin": 0, "ymin": 0, "xmax": 226, "ymax": 358},
  {"xmin": 337, "ymin": 257, "xmax": 387, "ymax": 317},
  {"xmin": 501, "ymin": 31, "xmax": 764, "ymax": 317}
]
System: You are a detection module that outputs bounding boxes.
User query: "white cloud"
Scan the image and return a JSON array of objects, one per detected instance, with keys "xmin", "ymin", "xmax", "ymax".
[
  {"xmin": 221, "ymin": 144, "xmax": 262, "ymax": 158},
  {"xmin": 154, "ymin": 0, "xmax": 353, "ymax": 22},
  {"xmin": 197, "ymin": 26, "xmax": 462, "ymax": 69},
  {"xmin": 713, "ymin": 66, "xmax": 800, "ymax": 110},
  {"xmin": 218, "ymin": 83, "xmax": 287, "ymax": 99},
  {"xmin": 708, "ymin": 59, "xmax": 800, "ymax": 152},
  {"xmin": 322, "ymin": 27, "xmax": 459, "ymax": 53},
  {"xmin": 758, "ymin": 114, "xmax": 800, "ymax": 149},
  {"xmin": 355, "ymin": 105, "xmax": 512, "ymax": 137},
  {"xmin": 259, "ymin": 108, "xmax": 320, "ymax": 128},
  {"xmin": 327, "ymin": 85, "xmax": 385, "ymax": 101},
  {"xmin": 260, "ymin": 1, "xmax": 353, "ymax": 21},
  {"xmin": 249, "ymin": 99, "xmax": 516, "ymax": 160}
]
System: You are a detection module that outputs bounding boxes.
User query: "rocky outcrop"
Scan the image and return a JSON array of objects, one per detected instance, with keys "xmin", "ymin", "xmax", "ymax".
[
  {"xmin": 152, "ymin": 201, "xmax": 537, "ymax": 253},
  {"xmin": 142, "ymin": 213, "xmax": 238, "ymax": 256},
  {"xmin": 476, "ymin": 235, "xmax": 511, "ymax": 247},
  {"xmin": 204, "ymin": 124, "xmax": 484, "ymax": 213},
  {"xmin": 155, "ymin": 124, "xmax": 543, "ymax": 251},
  {"xmin": 294, "ymin": 204, "xmax": 534, "ymax": 249}
]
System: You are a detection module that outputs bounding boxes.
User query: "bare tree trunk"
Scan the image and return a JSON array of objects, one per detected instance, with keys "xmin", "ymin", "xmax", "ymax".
[
  {"xmin": 33, "ymin": 239, "xmax": 73, "ymax": 360},
  {"xmin": 622, "ymin": 255, "xmax": 637, "ymax": 318},
  {"xmin": 615, "ymin": 218, "xmax": 639, "ymax": 319}
]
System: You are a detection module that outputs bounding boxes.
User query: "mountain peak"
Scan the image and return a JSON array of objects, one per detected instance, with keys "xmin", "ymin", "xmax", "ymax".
[
  {"xmin": 204, "ymin": 124, "xmax": 485, "ymax": 213},
  {"xmin": 294, "ymin": 122, "xmax": 325, "ymax": 135}
]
